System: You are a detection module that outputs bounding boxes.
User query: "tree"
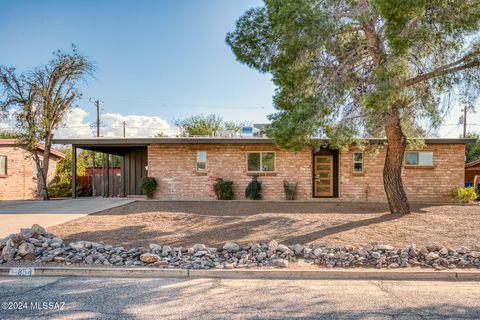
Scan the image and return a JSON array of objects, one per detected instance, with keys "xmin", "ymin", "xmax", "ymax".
[
  {"xmin": 466, "ymin": 132, "xmax": 480, "ymax": 163},
  {"xmin": 224, "ymin": 120, "xmax": 250, "ymax": 134},
  {"xmin": 0, "ymin": 46, "xmax": 94, "ymax": 199},
  {"xmin": 227, "ymin": 0, "xmax": 480, "ymax": 214},
  {"xmin": 0, "ymin": 129, "xmax": 22, "ymax": 139},
  {"xmin": 55, "ymin": 147, "xmax": 89, "ymax": 184},
  {"xmin": 174, "ymin": 114, "xmax": 223, "ymax": 136}
]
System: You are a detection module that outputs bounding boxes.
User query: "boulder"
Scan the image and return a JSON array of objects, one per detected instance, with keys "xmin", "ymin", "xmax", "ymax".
[
  {"xmin": 1, "ymin": 245, "xmax": 16, "ymax": 262},
  {"xmin": 426, "ymin": 252, "xmax": 439, "ymax": 261},
  {"xmin": 268, "ymin": 240, "xmax": 279, "ymax": 252},
  {"xmin": 292, "ymin": 244, "xmax": 304, "ymax": 255},
  {"xmin": 17, "ymin": 242, "xmax": 35, "ymax": 257},
  {"xmin": 140, "ymin": 253, "xmax": 162, "ymax": 264},
  {"xmin": 161, "ymin": 245, "xmax": 172, "ymax": 256},
  {"xmin": 277, "ymin": 244, "xmax": 293, "ymax": 255},
  {"xmin": 192, "ymin": 244, "xmax": 207, "ymax": 252},
  {"xmin": 272, "ymin": 258, "xmax": 289, "ymax": 268},
  {"xmin": 149, "ymin": 244, "xmax": 162, "ymax": 252},
  {"xmin": 223, "ymin": 242, "xmax": 241, "ymax": 252},
  {"xmin": 374, "ymin": 245, "xmax": 394, "ymax": 251}
]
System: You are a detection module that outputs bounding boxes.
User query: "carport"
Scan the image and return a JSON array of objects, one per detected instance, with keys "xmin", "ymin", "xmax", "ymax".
[{"xmin": 53, "ymin": 138, "xmax": 149, "ymax": 198}]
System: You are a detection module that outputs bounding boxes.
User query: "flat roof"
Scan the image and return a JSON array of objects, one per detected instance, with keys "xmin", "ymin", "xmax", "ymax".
[{"xmin": 52, "ymin": 137, "xmax": 477, "ymax": 147}]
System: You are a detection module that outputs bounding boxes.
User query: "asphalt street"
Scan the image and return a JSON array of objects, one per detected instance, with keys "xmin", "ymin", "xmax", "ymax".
[{"xmin": 0, "ymin": 276, "xmax": 479, "ymax": 319}]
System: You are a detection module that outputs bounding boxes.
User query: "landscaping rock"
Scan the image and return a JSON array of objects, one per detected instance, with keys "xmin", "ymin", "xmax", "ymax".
[
  {"xmin": 272, "ymin": 259, "xmax": 289, "ymax": 268},
  {"xmin": 140, "ymin": 253, "xmax": 161, "ymax": 264},
  {"xmin": 192, "ymin": 244, "xmax": 207, "ymax": 252},
  {"xmin": 223, "ymin": 242, "xmax": 241, "ymax": 252},
  {"xmin": 17, "ymin": 243, "xmax": 34, "ymax": 257},
  {"xmin": 149, "ymin": 244, "xmax": 162, "ymax": 252},
  {"xmin": 1, "ymin": 245, "xmax": 16, "ymax": 262}
]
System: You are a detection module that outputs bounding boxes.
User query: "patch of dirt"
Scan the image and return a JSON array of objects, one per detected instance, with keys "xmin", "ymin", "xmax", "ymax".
[{"xmin": 48, "ymin": 201, "xmax": 480, "ymax": 249}]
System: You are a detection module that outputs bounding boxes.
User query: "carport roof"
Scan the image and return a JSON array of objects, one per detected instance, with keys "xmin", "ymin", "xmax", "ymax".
[{"xmin": 52, "ymin": 137, "xmax": 477, "ymax": 147}]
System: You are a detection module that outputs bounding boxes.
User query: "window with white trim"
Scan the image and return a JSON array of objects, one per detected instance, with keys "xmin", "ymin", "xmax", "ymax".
[
  {"xmin": 404, "ymin": 151, "xmax": 433, "ymax": 166},
  {"xmin": 247, "ymin": 152, "xmax": 275, "ymax": 172},
  {"xmin": 0, "ymin": 156, "xmax": 6, "ymax": 175},
  {"xmin": 353, "ymin": 152, "xmax": 363, "ymax": 173},
  {"xmin": 196, "ymin": 151, "xmax": 207, "ymax": 172}
]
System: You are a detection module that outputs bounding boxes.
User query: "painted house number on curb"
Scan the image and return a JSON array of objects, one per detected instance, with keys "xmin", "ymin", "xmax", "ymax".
[{"xmin": 9, "ymin": 268, "xmax": 34, "ymax": 276}]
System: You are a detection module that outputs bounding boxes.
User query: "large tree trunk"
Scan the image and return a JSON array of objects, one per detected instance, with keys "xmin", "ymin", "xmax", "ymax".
[{"xmin": 383, "ymin": 104, "xmax": 411, "ymax": 214}]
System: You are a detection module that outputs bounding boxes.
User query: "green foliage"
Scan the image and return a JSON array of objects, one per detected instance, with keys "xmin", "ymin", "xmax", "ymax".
[
  {"xmin": 283, "ymin": 179, "xmax": 297, "ymax": 200},
  {"xmin": 224, "ymin": 121, "xmax": 249, "ymax": 133},
  {"xmin": 174, "ymin": 114, "xmax": 223, "ymax": 136},
  {"xmin": 47, "ymin": 181, "xmax": 90, "ymax": 198},
  {"xmin": 452, "ymin": 187, "xmax": 478, "ymax": 203},
  {"xmin": 465, "ymin": 132, "xmax": 480, "ymax": 163},
  {"xmin": 0, "ymin": 130, "xmax": 22, "ymax": 139},
  {"xmin": 245, "ymin": 175, "xmax": 262, "ymax": 200},
  {"xmin": 55, "ymin": 147, "xmax": 89, "ymax": 184},
  {"xmin": 226, "ymin": 0, "xmax": 480, "ymax": 150},
  {"xmin": 213, "ymin": 178, "xmax": 234, "ymax": 200},
  {"xmin": 140, "ymin": 176, "xmax": 157, "ymax": 199}
]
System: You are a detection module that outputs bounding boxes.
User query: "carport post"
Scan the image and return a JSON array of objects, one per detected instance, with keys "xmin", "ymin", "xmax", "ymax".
[{"xmin": 72, "ymin": 145, "xmax": 77, "ymax": 198}]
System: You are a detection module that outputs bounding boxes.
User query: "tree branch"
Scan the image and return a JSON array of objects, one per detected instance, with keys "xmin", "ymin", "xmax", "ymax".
[{"xmin": 405, "ymin": 59, "xmax": 480, "ymax": 87}]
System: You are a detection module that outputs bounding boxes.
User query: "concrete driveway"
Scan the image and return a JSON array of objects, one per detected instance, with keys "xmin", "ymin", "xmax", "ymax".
[{"xmin": 0, "ymin": 198, "xmax": 135, "ymax": 238}]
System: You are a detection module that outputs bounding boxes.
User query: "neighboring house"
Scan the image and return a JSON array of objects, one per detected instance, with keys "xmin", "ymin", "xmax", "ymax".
[
  {"xmin": 0, "ymin": 139, "xmax": 65, "ymax": 200},
  {"xmin": 465, "ymin": 159, "xmax": 480, "ymax": 185},
  {"xmin": 54, "ymin": 137, "xmax": 474, "ymax": 202}
]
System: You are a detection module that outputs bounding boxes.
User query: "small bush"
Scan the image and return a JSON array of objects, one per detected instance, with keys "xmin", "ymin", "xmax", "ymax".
[
  {"xmin": 452, "ymin": 187, "xmax": 478, "ymax": 203},
  {"xmin": 140, "ymin": 176, "xmax": 157, "ymax": 199},
  {"xmin": 213, "ymin": 178, "xmax": 234, "ymax": 200},
  {"xmin": 48, "ymin": 182, "xmax": 90, "ymax": 198},
  {"xmin": 245, "ymin": 175, "xmax": 262, "ymax": 200},
  {"xmin": 48, "ymin": 182, "xmax": 71, "ymax": 198},
  {"xmin": 283, "ymin": 180, "xmax": 297, "ymax": 200}
]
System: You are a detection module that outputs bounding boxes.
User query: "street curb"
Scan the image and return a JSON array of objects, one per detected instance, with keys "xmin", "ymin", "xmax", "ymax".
[{"xmin": 1, "ymin": 267, "xmax": 480, "ymax": 281}]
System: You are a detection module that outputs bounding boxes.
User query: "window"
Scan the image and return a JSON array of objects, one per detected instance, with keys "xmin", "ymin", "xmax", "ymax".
[
  {"xmin": 196, "ymin": 151, "xmax": 207, "ymax": 172},
  {"xmin": 247, "ymin": 152, "xmax": 275, "ymax": 172},
  {"xmin": 0, "ymin": 156, "xmax": 6, "ymax": 175},
  {"xmin": 404, "ymin": 151, "xmax": 433, "ymax": 166},
  {"xmin": 353, "ymin": 152, "xmax": 363, "ymax": 173}
]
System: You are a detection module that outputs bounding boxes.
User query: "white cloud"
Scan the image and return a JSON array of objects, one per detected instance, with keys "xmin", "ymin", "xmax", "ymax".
[
  {"xmin": 54, "ymin": 108, "xmax": 176, "ymax": 138},
  {"xmin": 55, "ymin": 107, "xmax": 94, "ymax": 138},
  {"xmin": 101, "ymin": 112, "xmax": 176, "ymax": 137}
]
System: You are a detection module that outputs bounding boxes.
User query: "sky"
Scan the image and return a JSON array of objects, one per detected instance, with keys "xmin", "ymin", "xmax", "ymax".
[{"xmin": 0, "ymin": 0, "xmax": 479, "ymax": 138}]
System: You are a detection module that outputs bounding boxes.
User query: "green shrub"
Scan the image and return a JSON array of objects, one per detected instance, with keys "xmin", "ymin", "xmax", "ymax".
[
  {"xmin": 213, "ymin": 178, "xmax": 234, "ymax": 200},
  {"xmin": 283, "ymin": 180, "xmax": 297, "ymax": 200},
  {"xmin": 48, "ymin": 182, "xmax": 72, "ymax": 198},
  {"xmin": 140, "ymin": 176, "xmax": 157, "ymax": 198},
  {"xmin": 452, "ymin": 187, "xmax": 478, "ymax": 203},
  {"xmin": 245, "ymin": 175, "xmax": 262, "ymax": 200},
  {"xmin": 48, "ymin": 182, "xmax": 90, "ymax": 198}
]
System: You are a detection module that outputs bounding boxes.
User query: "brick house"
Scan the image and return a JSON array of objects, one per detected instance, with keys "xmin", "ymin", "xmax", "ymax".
[
  {"xmin": 54, "ymin": 137, "xmax": 473, "ymax": 202},
  {"xmin": 0, "ymin": 139, "xmax": 65, "ymax": 200}
]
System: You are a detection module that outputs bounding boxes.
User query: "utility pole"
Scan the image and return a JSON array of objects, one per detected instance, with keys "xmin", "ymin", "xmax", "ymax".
[
  {"xmin": 462, "ymin": 106, "xmax": 471, "ymax": 138},
  {"xmin": 123, "ymin": 121, "xmax": 126, "ymax": 138}
]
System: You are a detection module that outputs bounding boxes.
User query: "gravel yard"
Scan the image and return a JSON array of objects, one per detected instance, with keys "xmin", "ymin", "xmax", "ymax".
[{"xmin": 48, "ymin": 201, "xmax": 480, "ymax": 249}]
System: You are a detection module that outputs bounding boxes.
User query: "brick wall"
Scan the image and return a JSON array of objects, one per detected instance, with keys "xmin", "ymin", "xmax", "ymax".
[
  {"xmin": 339, "ymin": 144, "xmax": 465, "ymax": 202},
  {"xmin": 147, "ymin": 143, "xmax": 465, "ymax": 202},
  {"xmin": 148, "ymin": 144, "xmax": 312, "ymax": 200},
  {"xmin": 0, "ymin": 145, "xmax": 60, "ymax": 200}
]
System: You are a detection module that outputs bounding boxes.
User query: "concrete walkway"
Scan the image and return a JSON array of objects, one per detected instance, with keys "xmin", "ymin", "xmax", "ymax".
[{"xmin": 0, "ymin": 198, "xmax": 134, "ymax": 238}]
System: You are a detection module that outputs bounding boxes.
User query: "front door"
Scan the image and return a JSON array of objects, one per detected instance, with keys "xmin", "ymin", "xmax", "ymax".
[{"xmin": 314, "ymin": 155, "xmax": 334, "ymax": 197}]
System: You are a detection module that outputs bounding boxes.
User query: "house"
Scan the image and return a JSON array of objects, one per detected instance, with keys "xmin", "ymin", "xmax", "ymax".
[
  {"xmin": 0, "ymin": 139, "xmax": 65, "ymax": 200},
  {"xmin": 53, "ymin": 137, "xmax": 474, "ymax": 202},
  {"xmin": 465, "ymin": 159, "xmax": 480, "ymax": 186}
]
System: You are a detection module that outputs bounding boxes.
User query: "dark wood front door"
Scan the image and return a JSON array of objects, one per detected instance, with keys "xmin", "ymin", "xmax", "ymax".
[{"xmin": 314, "ymin": 155, "xmax": 334, "ymax": 197}]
